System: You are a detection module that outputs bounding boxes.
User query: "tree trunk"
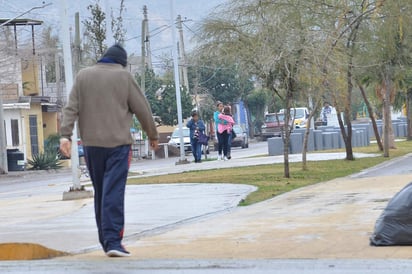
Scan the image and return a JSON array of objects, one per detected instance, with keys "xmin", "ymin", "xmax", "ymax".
[
  {"xmin": 407, "ymin": 88, "xmax": 412, "ymax": 140},
  {"xmin": 283, "ymin": 130, "xmax": 290, "ymax": 178},
  {"xmin": 302, "ymin": 99, "xmax": 320, "ymax": 171},
  {"xmin": 283, "ymin": 99, "xmax": 292, "ymax": 179},
  {"xmin": 335, "ymin": 101, "xmax": 354, "ymax": 160},
  {"xmin": 245, "ymin": 105, "xmax": 255, "ymax": 139},
  {"xmin": 379, "ymin": 73, "xmax": 397, "ymax": 156},
  {"xmin": 382, "ymin": 78, "xmax": 392, "ymax": 157},
  {"xmin": 301, "ymin": 115, "xmax": 311, "ymax": 171},
  {"xmin": 382, "ymin": 104, "xmax": 390, "ymax": 157},
  {"xmin": 340, "ymin": 49, "xmax": 355, "ymax": 161},
  {"xmin": 282, "ymin": 87, "xmax": 294, "ymax": 178},
  {"xmin": 344, "ymin": 115, "xmax": 354, "ymax": 160},
  {"xmin": 357, "ymin": 81, "xmax": 383, "ymax": 151},
  {"xmin": 388, "ymin": 116, "xmax": 396, "ymax": 149},
  {"xmin": 382, "ymin": 105, "xmax": 396, "ymax": 150}
]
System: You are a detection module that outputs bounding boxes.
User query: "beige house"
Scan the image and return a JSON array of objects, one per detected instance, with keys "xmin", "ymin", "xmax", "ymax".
[
  {"xmin": 2, "ymin": 81, "xmax": 59, "ymax": 163},
  {"xmin": 1, "ymin": 18, "xmax": 60, "ymax": 164}
]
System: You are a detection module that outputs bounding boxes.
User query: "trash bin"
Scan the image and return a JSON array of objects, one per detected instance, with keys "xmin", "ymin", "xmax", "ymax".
[{"xmin": 7, "ymin": 149, "xmax": 25, "ymax": 171}]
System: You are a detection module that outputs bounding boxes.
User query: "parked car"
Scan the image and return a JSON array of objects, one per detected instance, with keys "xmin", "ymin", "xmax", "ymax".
[
  {"xmin": 231, "ymin": 125, "xmax": 249, "ymax": 148},
  {"xmin": 167, "ymin": 127, "xmax": 191, "ymax": 152},
  {"xmin": 213, "ymin": 125, "xmax": 249, "ymax": 150},
  {"xmin": 261, "ymin": 112, "xmax": 286, "ymax": 140}
]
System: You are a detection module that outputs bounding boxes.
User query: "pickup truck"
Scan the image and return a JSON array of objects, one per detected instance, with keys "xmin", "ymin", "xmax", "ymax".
[{"xmin": 261, "ymin": 112, "xmax": 285, "ymax": 140}]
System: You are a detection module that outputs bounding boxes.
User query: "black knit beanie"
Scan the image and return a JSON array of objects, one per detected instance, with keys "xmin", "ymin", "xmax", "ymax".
[{"xmin": 102, "ymin": 44, "xmax": 127, "ymax": 67}]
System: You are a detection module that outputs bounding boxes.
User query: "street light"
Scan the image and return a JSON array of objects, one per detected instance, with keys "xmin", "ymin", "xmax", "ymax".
[
  {"xmin": 0, "ymin": 3, "xmax": 52, "ymax": 27},
  {"xmin": 169, "ymin": 0, "xmax": 188, "ymax": 164},
  {"xmin": 59, "ymin": 0, "xmax": 93, "ymax": 200},
  {"xmin": 59, "ymin": 0, "xmax": 83, "ymax": 195}
]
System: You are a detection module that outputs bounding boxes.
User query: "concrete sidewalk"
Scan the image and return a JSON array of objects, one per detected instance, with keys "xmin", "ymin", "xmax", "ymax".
[
  {"xmin": 128, "ymin": 152, "xmax": 379, "ymax": 178},
  {"xmin": 72, "ymin": 172, "xmax": 412, "ymax": 260},
  {"xmin": 77, "ymin": 152, "xmax": 412, "ymax": 260},
  {"xmin": 2, "ymin": 150, "xmax": 412, "ymax": 272},
  {"xmin": 0, "ymin": 182, "xmax": 255, "ymax": 254}
]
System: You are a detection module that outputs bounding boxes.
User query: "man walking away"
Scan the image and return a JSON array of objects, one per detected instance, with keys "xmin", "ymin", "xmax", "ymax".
[{"xmin": 59, "ymin": 44, "xmax": 159, "ymax": 257}]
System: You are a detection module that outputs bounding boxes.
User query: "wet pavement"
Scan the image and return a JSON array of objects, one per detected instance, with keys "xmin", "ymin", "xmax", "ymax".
[
  {"xmin": 1, "ymin": 142, "xmax": 412, "ymax": 273},
  {"xmin": 0, "ymin": 182, "xmax": 255, "ymax": 253}
]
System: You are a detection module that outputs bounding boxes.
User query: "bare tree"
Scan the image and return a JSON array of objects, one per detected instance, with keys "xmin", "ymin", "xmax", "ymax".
[
  {"xmin": 111, "ymin": 0, "xmax": 126, "ymax": 44},
  {"xmin": 82, "ymin": 0, "xmax": 107, "ymax": 62}
]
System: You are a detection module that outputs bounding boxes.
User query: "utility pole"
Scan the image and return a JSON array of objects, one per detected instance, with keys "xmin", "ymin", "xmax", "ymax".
[
  {"xmin": 55, "ymin": 51, "xmax": 62, "ymax": 104},
  {"xmin": 60, "ymin": 1, "xmax": 92, "ymax": 200},
  {"xmin": 140, "ymin": 5, "xmax": 148, "ymax": 93},
  {"xmin": 73, "ymin": 12, "xmax": 81, "ymax": 72},
  {"xmin": 177, "ymin": 15, "xmax": 189, "ymax": 93},
  {"xmin": 59, "ymin": 0, "xmax": 79, "ymax": 190},
  {"xmin": 0, "ymin": 89, "xmax": 6, "ymax": 174},
  {"xmin": 0, "ymin": 2, "xmax": 52, "ymax": 174},
  {"xmin": 170, "ymin": 1, "xmax": 188, "ymax": 164}
]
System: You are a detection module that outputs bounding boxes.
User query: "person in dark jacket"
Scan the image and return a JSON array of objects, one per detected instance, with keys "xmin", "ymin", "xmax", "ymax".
[
  {"xmin": 186, "ymin": 110, "xmax": 206, "ymax": 163},
  {"xmin": 60, "ymin": 44, "xmax": 159, "ymax": 257}
]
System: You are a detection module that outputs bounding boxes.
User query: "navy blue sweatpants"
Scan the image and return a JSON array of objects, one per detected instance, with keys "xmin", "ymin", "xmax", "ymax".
[{"xmin": 84, "ymin": 145, "xmax": 130, "ymax": 252}]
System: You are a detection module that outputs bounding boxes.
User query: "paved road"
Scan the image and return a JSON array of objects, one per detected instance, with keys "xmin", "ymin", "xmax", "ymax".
[
  {"xmin": 351, "ymin": 153, "xmax": 412, "ymax": 178},
  {"xmin": 2, "ymin": 259, "xmax": 412, "ymax": 274}
]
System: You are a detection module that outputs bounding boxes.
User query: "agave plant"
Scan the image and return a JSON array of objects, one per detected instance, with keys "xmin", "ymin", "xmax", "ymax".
[
  {"xmin": 27, "ymin": 134, "xmax": 63, "ymax": 170},
  {"xmin": 27, "ymin": 152, "xmax": 63, "ymax": 170}
]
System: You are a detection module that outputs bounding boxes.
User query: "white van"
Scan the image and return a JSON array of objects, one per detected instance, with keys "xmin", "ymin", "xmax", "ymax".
[{"xmin": 279, "ymin": 107, "xmax": 310, "ymax": 128}]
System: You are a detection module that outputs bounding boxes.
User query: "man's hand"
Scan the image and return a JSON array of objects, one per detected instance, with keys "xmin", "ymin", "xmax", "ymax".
[
  {"xmin": 59, "ymin": 138, "xmax": 72, "ymax": 158},
  {"xmin": 149, "ymin": 139, "xmax": 159, "ymax": 151}
]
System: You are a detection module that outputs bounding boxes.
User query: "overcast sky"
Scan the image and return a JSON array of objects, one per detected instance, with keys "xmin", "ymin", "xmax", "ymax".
[{"xmin": 0, "ymin": 0, "xmax": 226, "ymax": 64}]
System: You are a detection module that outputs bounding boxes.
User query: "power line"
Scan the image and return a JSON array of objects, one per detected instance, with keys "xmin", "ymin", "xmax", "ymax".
[
  {"xmin": 182, "ymin": 21, "xmax": 203, "ymax": 38},
  {"xmin": 124, "ymin": 24, "xmax": 170, "ymax": 42}
]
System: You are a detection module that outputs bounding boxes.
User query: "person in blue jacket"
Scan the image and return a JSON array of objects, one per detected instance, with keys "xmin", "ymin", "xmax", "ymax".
[{"xmin": 186, "ymin": 110, "xmax": 206, "ymax": 163}]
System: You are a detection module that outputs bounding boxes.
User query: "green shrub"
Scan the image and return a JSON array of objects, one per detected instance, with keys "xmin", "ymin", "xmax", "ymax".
[
  {"xmin": 27, "ymin": 152, "xmax": 63, "ymax": 170},
  {"xmin": 28, "ymin": 134, "xmax": 63, "ymax": 170}
]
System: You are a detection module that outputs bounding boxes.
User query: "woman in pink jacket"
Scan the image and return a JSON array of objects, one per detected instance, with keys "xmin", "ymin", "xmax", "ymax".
[{"xmin": 218, "ymin": 106, "xmax": 235, "ymax": 161}]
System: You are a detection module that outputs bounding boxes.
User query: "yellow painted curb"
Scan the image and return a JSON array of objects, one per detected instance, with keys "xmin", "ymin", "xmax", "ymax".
[{"xmin": 0, "ymin": 243, "xmax": 68, "ymax": 260}]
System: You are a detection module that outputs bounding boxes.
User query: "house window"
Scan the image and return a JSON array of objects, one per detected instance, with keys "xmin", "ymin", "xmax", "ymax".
[
  {"xmin": 11, "ymin": 119, "xmax": 19, "ymax": 146},
  {"xmin": 29, "ymin": 115, "xmax": 39, "ymax": 155}
]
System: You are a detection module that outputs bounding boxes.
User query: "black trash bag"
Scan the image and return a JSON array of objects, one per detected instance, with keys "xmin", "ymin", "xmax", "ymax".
[{"xmin": 370, "ymin": 182, "xmax": 412, "ymax": 246}]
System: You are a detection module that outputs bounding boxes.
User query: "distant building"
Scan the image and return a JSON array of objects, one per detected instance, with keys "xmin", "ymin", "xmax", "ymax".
[{"xmin": 0, "ymin": 18, "xmax": 60, "ymax": 163}]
